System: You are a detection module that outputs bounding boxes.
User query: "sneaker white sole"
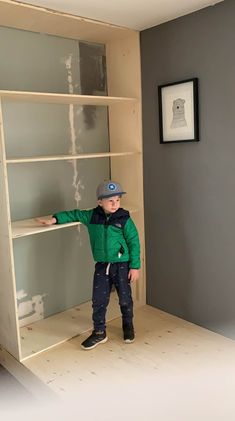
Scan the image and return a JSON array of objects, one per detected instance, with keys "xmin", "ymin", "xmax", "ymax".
[
  {"xmin": 81, "ymin": 336, "xmax": 108, "ymax": 350},
  {"xmin": 124, "ymin": 338, "xmax": 135, "ymax": 344}
]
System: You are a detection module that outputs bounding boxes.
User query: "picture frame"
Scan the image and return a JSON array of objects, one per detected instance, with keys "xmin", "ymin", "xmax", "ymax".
[{"xmin": 158, "ymin": 78, "xmax": 199, "ymax": 144}]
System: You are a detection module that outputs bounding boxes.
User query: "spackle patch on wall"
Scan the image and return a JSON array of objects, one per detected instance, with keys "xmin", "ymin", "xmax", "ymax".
[
  {"xmin": 61, "ymin": 53, "xmax": 84, "ymax": 211},
  {"xmin": 17, "ymin": 289, "xmax": 46, "ymax": 327}
]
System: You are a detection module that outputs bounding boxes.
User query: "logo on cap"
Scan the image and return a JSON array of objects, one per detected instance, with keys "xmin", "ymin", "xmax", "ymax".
[{"xmin": 108, "ymin": 183, "xmax": 116, "ymax": 191}]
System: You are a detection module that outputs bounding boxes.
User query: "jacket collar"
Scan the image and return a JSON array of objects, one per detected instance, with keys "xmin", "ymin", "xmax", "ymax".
[{"xmin": 95, "ymin": 205, "xmax": 128, "ymax": 220}]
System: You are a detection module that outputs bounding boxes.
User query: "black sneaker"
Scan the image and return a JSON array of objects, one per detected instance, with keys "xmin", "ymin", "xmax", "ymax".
[
  {"xmin": 123, "ymin": 325, "xmax": 135, "ymax": 343},
  {"xmin": 81, "ymin": 330, "xmax": 108, "ymax": 350}
]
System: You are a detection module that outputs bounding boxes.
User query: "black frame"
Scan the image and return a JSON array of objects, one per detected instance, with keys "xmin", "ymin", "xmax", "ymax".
[{"xmin": 158, "ymin": 78, "xmax": 199, "ymax": 144}]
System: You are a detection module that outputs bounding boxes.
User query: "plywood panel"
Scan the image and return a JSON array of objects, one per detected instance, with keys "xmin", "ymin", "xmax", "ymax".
[
  {"xmin": 22, "ymin": 304, "xmax": 235, "ymax": 421},
  {"xmin": 0, "ymin": 100, "xmax": 21, "ymax": 360},
  {"xmin": 106, "ymin": 32, "xmax": 142, "ymax": 98},
  {"xmin": 20, "ymin": 292, "xmax": 121, "ymax": 361},
  {"xmin": 0, "ymin": 0, "xmax": 133, "ymax": 43},
  {"xmin": 0, "ymin": 90, "xmax": 137, "ymax": 105},
  {"xmin": 7, "ymin": 151, "xmax": 138, "ymax": 164},
  {"xmin": 106, "ymin": 34, "xmax": 145, "ymax": 306}
]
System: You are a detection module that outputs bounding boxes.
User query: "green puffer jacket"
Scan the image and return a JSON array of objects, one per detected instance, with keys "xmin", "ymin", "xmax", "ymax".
[{"xmin": 53, "ymin": 206, "xmax": 140, "ymax": 269}]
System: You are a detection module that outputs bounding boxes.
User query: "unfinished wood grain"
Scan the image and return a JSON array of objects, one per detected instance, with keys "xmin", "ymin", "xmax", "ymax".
[
  {"xmin": 22, "ymin": 304, "xmax": 235, "ymax": 421},
  {"xmin": 20, "ymin": 292, "xmax": 122, "ymax": 361},
  {"xmin": 0, "ymin": 90, "xmax": 137, "ymax": 105},
  {"xmin": 0, "ymin": 100, "xmax": 21, "ymax": 360},
  {"xmin": 2, "ymin": 305, "xmax": 235, "ymax": 419},
  {"xmin": 0, "ymin": 0, "xmax": 134, "ymax": 43},
  {"xmin": 6, "ymin": 151, "xmax": 139, "ymax": 164},
  {"xmin": 106, "ymin": 33, "xmax": 146, "ymax": 306}
]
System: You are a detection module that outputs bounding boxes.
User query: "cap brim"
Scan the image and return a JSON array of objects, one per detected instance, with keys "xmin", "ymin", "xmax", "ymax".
[{"xmin": 98, "ymin": 192, "xmax": 126, "ymax": 199}]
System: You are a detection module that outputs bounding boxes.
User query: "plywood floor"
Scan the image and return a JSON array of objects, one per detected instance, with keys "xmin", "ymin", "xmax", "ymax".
[
  {"xmin": 20, "ymin": 292, "xmax": 121, "ymax": 360},
  {"xmin": 22, "ymin": 304, "xmax": 235, "ymax": 421}
]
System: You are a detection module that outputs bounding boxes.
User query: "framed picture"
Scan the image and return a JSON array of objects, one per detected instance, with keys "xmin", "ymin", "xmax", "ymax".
[{"xmin": 158, "ymin": 78, "xmax": 199, "ymax": 144}]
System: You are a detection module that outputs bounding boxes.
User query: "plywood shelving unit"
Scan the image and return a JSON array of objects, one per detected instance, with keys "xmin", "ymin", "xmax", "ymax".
[{"xmin": 0, "ymin": 0, "xmax": 145, "ymax": 362}]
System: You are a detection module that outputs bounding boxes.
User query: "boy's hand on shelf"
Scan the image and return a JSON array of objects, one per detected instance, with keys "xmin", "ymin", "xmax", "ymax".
[
  {"xmin": 35, "ymin": 217, "xmax": 57, "ymax": 226},
  {"xmin": 128, "ymin": 269, "xmax": 139, "ymax": 283}
]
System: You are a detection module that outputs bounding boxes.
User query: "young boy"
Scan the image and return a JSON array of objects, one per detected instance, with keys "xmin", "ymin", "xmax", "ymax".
[{"xmin": 37, "ymin": 180, "xmax": 140, "ymax": 350}]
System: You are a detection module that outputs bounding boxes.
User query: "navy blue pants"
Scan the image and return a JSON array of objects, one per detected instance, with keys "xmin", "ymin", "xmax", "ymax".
[{"xmin": 92, "ymin": 262, "xmax": 133, "ymax": 332}]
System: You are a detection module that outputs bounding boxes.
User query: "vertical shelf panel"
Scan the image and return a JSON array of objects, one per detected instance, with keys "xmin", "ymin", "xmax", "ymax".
[
  {"xmin": 106, "ymin": 33, "xmax": 146, "ymax": 306},
  {"xmin": 0, "ymin": 100, "xmax": 21, "ymax": 360}
]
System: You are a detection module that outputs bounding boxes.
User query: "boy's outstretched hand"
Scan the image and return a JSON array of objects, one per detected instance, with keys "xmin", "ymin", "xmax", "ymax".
[
  {"xmin": 128, "ymin": 269, "xmax": 139, "ymax": 283},
  {"xmin": 35, "ymin": 217, "xmax": 57, "ymax": 226}
]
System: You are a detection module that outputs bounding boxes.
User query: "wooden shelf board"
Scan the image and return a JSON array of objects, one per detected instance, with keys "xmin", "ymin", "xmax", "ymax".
[
  {"xmin": 0, "ymin": 0, "xmax": 134, "ymax": 43},
  {"xmin": 0, "ymin": 90, "xmax": 137, "ymax": 105},
  {"xmin": 12, "ymin": 217, "xmax": 81, "ymax": 239},
  {"xmin": 12, "ymin": 207, "xmax": 138, "ymax": 239},
  {"xmin": 6, "ymin": 151, "xmax": 139, "ymax": 164}
]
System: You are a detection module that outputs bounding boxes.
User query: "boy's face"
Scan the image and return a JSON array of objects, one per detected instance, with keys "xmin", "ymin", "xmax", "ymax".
[{"xmin": 98, "ymin": 195, "xmax": 121, "ymax": 214}]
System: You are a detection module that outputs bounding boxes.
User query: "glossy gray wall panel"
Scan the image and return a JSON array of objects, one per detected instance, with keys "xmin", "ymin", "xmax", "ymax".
[
  {"xmin": 14, "ymin": 228, "xmax": 94, "ymax": 320},
  {"xmin": 0, "ymin": 27, "xmax": 81, "ymax": 94},
  {"xmin": 2, "ymin": 102, "xmax": 109, "ymax": 157},
  {"xmin": 7, "ymin": 159, "xmax": 110, "ymax": 220}
]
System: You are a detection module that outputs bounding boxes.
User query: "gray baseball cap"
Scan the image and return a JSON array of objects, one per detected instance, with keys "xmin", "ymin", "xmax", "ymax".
[{"xmin": 96, "ymin": 180, "xmax": 126, "ymax": 199}]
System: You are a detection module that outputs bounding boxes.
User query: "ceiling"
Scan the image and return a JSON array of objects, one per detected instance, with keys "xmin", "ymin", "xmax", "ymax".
[{"xmin": 17, "ymin": 0, "xmax": 223, "ymax": 30}]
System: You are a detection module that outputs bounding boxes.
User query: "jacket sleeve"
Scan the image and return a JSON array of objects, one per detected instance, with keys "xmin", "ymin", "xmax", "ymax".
[
  {"xmin": 123, "ymin": 217, "xmax": 141, "ymax": 269},
  {"xmin": 53, "ymin": 209, "xmax": 93, "ymax": 226}
]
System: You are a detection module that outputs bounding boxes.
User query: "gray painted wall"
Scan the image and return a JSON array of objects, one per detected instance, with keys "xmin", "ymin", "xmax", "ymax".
[
  {"xmin": 141, "ymin": 0, "xmax": 235, "ymax": 339},
  {"xmin": 0, "ymin": 27, "xmax": 109, "ymax": 324}
]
